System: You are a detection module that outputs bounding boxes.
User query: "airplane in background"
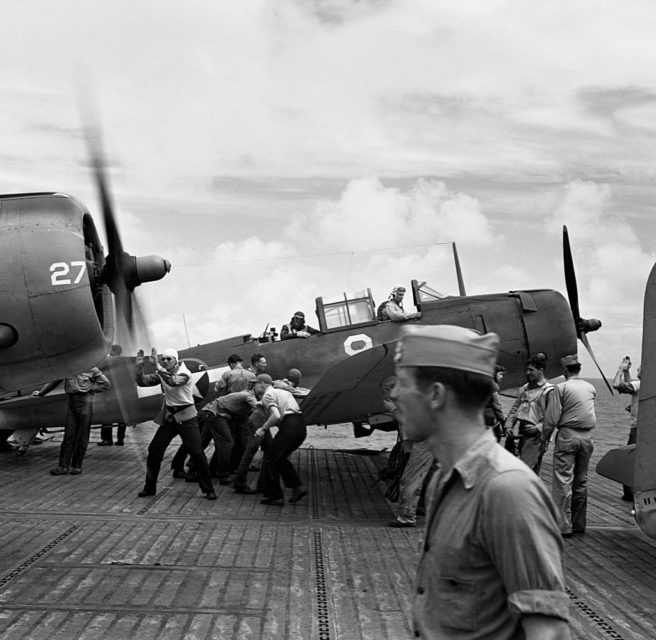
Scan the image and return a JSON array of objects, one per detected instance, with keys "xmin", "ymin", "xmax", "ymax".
[
  {"xmin": 597, "ymin": 260, "xmax": 656, "ymax": 539},
  {"xmin": 0, "ymin": 227, "xmax": 610, "ymax": 454}
]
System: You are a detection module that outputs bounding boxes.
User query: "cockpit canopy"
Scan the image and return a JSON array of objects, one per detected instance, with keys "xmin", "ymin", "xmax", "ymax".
[{"xmin": 314, "ymin": 280, "xmax": 448, "ymax": 332}]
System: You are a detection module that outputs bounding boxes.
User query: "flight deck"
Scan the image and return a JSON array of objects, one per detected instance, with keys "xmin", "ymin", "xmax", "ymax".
[{"xmin": 0, "ymin": 390, "xmax": 653, "ymax": 640}]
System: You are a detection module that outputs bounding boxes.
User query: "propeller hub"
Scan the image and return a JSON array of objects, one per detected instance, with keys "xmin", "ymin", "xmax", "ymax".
[{"xmin": 578, "ymin": 318, "xmax": 602, "ymax": 334}]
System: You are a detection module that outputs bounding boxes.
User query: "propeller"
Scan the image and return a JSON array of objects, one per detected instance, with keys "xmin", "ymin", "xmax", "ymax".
[
  {"xmin": 80, "ymin": 107, "xmax": 171, "ymax": 429},
  {"xmin": 562, "ymin": 225, "xmax": 613, "ymax": 394},
  {"xmin": 82, "ymin": 119, "xmax": 170, "ymax": 342}
]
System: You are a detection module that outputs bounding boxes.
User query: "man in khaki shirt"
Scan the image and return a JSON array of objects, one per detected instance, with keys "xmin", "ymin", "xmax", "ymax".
[{"xmin": 392, "ymin": 325, "xmax": 570, "ymax": 640}]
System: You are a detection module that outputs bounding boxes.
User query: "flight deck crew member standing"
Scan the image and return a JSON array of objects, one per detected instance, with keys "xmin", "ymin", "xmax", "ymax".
[
  {"xmin": 504, "ymin": 353, "xmax": 553, "ymax": 473},
  {"xmin": 541, "ymin": 354, "xmax": 596, "ymax": 538},
  {"xmin": 136, "ymin": 348, "xmax": 216, "ymax": 500},
  {"xmin": 37, "ymin": 368, "xmax": 111, "ymax": 476},
  {"xmin": 613, "ymin": 355, "xmax": 640, "ymax": 502},
  {"xmin": 254, "ymin": 374, "xmax": 307, "ymax": 505},
  {"xmin": 392, "ymin": 325, "xmax": 569, "ymax": 640}
]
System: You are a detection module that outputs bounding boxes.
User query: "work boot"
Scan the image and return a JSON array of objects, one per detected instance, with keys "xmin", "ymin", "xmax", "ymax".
[
  {"xmin": 50, "ymin": 466, "xmax": 69, "ymax": 476},
  {"xmin": 289, "ymin": 487, "xmax": 308, "ymax": 503},
  {"xmin": 98, "ymin": 440, "xmax": 113, "ymax": 446}
]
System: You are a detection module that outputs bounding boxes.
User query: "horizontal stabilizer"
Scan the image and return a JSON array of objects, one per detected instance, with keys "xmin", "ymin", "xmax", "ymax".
[{"xmin": 596, "ymin": 445, "xmax": 635, "ymax": 488}]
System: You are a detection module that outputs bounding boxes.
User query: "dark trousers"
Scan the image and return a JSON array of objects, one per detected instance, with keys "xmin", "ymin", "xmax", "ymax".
[
  {"xmin": 177, "ymin": 412, "xmax": 239, "ymax": 479},
  {"xmin": 203, "ymin": 414, "xmax": 234, "ymax": 479},
  {"xmin": 144, "ymin": 416, "xmax": 214, "ymax": 494},
  {"xmin": 59, "ymin": 393, "xmax": 94, "ymax": 469},
  {"xmin": 100, "ymin": 423, "xmax": 126, "ymax": 443},
  {"xmin": 234, "ymin": 408, "xmax": 270, "ymax": 489},
  {"xmin": 261, "ymin": 414, "xmax": 306, "ymax": 501}
]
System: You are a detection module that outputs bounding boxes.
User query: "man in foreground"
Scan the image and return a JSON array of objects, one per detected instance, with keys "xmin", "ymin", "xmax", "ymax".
[{"xmin": 392, "ymin": 325, "xmax": 569, "ymax": 639}]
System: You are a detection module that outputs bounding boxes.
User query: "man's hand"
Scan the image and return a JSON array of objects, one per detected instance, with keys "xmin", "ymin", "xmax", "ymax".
[
  {"xmin": 297, "ymin": 330, "xmax": 310, "ymax": 338},
  {"xmin": 255, "ymin": 427, "xmax": 267, "ymax": 438},
  {"xmin": 621, "ymin": 356, "xmax": 631, "ymax": 371},
  {"xmin": 148, "ymin": 348, "xmax": 158, "ymax": 366},
  {"xmin": 136, "ymin": 349, "xmax": 145, "ymax": 367},
  {"xmin": 32, "ymin": 390, "xmax": 41, "ymax": 397}
]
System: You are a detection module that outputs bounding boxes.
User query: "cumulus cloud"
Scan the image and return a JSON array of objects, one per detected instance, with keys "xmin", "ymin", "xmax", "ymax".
[{"xmin": 141, "ymin": 177, "xmax": 494, "ymax": 347}]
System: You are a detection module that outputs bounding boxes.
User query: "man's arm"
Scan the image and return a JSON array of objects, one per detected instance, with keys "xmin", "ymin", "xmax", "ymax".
[
  {"xmin": 135, "ymin": 349, "xmax": 161, "ymax": 387},
  {"xmin": 540, "ymin": 387, "xmax": 562, "ymax": 451},
  {"xmin": 255, "ymin": 405, "xmax": 281, "ymax": 436},
  {"xmin": 613, "ymin": 357, "xmax": 633, "ymax": 392},
  {"xmin": 521, "ymin": 616, "xmax": 570, "ymax": 640},
  {"xmin": 384, "ymin": 302, "xmax": 421, "ymax": 322},
  {"xmin": 33, "ymin": 380, "xmax": 63, "ymax": 397},
  {"xmin": 504, "ymin": 390, "xmax": 521, "ymax": 433},
  {"xmin": 91, "ymin": 368, "xmax": 111, "ymax": 393}
]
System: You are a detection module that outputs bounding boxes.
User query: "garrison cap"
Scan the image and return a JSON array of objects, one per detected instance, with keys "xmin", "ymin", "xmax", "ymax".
[
  {"xmin": 293, "ymin": 311, "xmax": 305, "ymax": 319},
  {"xmin": 394, "ymin": 325, "xmax": 499, "ymax": 378},
  {"xmin": 227, "ymin": 353, "xmax": 243, "ymax": 364},
  {"xmin": 561, "ymin": 354, "xmax": 579, "ymax": 367},
  {"xmin": 392, "ymin": 286, "xmax": 406, "ymax": 294},
  {"xmin": 256, "ymin": 373, "xmax": 273, "ymax": 385},
  {"xmin": 160, "ymin": 348, "xmax": 178, "ymax": 361}
]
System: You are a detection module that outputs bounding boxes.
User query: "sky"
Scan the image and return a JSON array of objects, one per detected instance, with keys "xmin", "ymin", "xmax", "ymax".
[{"xmin": 2, "ymin": 0, "xmax": 656, "ymax": 379}]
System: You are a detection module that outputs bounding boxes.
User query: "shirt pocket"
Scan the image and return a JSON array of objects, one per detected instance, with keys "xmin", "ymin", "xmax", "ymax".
[{"xmin": 432, "ymin": 575, "xmax": 478, "ymax": 632}]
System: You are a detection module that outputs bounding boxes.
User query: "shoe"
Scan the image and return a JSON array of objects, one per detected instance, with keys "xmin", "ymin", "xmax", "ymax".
[
  {"xmin": 572, "ymin": 529, "xmax": 585, "ymax": 535},
  {"xmin": 69, "ymin": 468, "xmax": 82, "ymax": 475},
  {"xmin": 172, "ymin": 470, "xmax": 187, "ymax": 479},
  {"xmin": 138, "ymin": 489, "xmax": 156, "ymax": 497},
  {"xmin": 204, "ymin": 491, "xmax": 217, "ymax": 501},
  {"xmin": 388, "ymin": 521, "xmax": 416, "ymax": 528},
  {"xmin": 115, "ymin": 441, "xmax": 124, "ymax": 446},
  {"xmin": 97, "ymin": 440, "xmax": 113, "ymax": 446},
  {"xmin": 234, "ymin": 486, "xmax": 257, "ymax": 495},
  {"xmin": 261, "ymin": 498, "xmax": 284, "ymax": 506},
  {"xmin": 561, "ymin": 531, "xmax": 573, "ymax": 539},
  {"xmin": 289, "ymin": 489, "xmax": 308, "ymax": 504},
  {"xmin": 621, "ymin": 494, "xmax": 634, "ymax": 502},
  {"xmin": 50, "ymin": 466, "xmax": 69, "ymax": 476}
]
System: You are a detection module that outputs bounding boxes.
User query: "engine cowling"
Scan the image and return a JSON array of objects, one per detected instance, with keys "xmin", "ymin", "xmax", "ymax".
[{"xmin": 0, "ymin": 193, "xmax": 113, "ymax": 391}]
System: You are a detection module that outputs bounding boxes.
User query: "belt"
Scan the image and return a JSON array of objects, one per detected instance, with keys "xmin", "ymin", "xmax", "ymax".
[{"xmin": 166, "ymin": 404, "xmax": 193, "ymax": 415}]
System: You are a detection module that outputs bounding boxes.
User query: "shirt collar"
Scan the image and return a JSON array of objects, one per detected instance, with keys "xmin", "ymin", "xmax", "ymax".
[{"xmin": 448, "ymin": 429, "xmax": 498, "ymax": 490}]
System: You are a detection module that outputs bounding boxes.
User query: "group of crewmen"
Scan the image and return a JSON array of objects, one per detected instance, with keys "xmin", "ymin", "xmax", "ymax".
[
  {"xmin": 36, "ymin": 284, "xmax": 646, "ymax": 638},
  {"xmin": 134, "ymin": 347, "xmax": 310, "ymax": 504}
]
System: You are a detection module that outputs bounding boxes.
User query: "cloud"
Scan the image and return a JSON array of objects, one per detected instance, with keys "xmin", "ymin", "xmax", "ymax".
[
  {"xmin": 140, "ymin": 176, "xmax": 494, "ymax": 347},
  {"xmin": 543, "ymin": 179, "xmax": 652, "ymax": 371}
]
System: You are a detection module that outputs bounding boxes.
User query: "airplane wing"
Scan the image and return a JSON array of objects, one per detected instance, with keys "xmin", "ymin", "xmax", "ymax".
[{"xmin": 301, "ymin": 341, "xmax": 397, "ymax": 426}]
